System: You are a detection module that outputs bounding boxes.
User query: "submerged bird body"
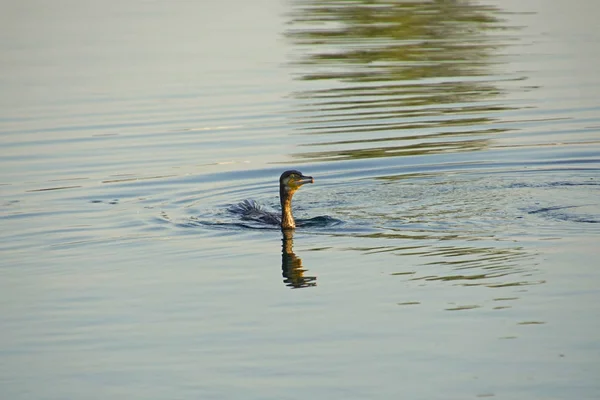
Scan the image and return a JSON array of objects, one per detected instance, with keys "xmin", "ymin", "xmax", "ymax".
[{"xmin": 230, "ymin": 170, "xmax": 314, "ymax": 230}]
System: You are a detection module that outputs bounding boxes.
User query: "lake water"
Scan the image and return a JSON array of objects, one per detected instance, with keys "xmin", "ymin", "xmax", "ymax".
[{"xmin": 2, "ymin": 1, "xmax": 599, "ymax": 399}]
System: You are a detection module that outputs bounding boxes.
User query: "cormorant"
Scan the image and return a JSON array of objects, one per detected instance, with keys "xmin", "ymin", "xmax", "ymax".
[{"xmin": 229, "ymin": 170, "xmax": 314, "ymax": 230}]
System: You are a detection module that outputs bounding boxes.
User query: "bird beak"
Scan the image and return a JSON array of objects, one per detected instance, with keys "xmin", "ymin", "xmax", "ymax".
[{"xmin": 298, "ymin": 175, "xmax": 314, "ymax": 186}]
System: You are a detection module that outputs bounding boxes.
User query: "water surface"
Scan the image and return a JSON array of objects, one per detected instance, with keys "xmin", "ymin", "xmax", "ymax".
[{"xmin": 1, "ymin": 1, "xmax": 599, "ymax": 399}]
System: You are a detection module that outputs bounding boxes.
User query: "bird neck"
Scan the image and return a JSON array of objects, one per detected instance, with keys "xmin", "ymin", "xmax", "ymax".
[{"xmin": 280, "ymin": 192, "xmax": 295, "ymax": 230}]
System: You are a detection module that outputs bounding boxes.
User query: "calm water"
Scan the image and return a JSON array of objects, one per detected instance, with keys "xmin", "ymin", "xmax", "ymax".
[{"xmin": 2, "ymin": 1, "xmax": 600, "ymax": 399}]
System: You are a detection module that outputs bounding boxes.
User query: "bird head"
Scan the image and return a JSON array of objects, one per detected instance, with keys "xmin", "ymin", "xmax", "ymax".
[{"xmin": 279, "ymin": 170, "xmax": 314, "ymax": 196}]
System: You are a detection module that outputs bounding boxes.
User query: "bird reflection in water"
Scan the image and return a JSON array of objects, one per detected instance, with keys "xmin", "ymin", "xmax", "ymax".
[{"xmin": 281, "ymin": 229, "xmax": 316, "ymax": 288}]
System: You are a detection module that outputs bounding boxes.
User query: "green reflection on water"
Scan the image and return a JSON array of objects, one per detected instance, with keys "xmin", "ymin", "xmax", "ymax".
[
  {"xmin": 288, "ymin": 0, "xmax": 507, "ymax": 81},
  {"xmin": 287, "ymin": 0, "xmax": 522, "ymax": 162}
]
